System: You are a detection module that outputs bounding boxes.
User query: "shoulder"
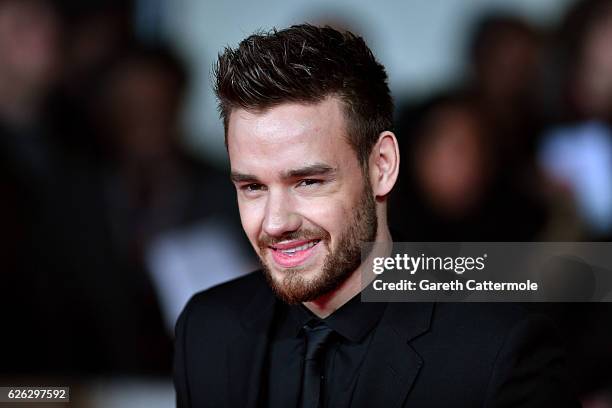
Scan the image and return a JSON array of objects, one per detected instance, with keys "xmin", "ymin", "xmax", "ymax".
[
  {"xmin": 389, "ymin": 302, "xmax": 536, "ymax": 340},
  {"xmin": 392, "ymin": 303, "xmax": 578, "ymax": 406},
  {"xmin": 394, "ymin": 302, "xmax": 561, "ymax": 370},
  {"xmin": 432, "ymin": 302, "xmax": 534, "ymax": 335},
  {"xmin": 425, "ymin": 302, "xmax": 557, "ymax": 354},
  {"xmin": 173, "ymin": 272, "xmax": 271, "ymax": 407},
  {"xmin": 175, "ymin": 270, "xmax": 271, "ymax": 339},
  {"xmin": 420, "ymin": 303, "xmax": 578, "ymax": 406},
  {"xmin": 179, "ymin": 270, "xmax": 269, "ymax": 320}
]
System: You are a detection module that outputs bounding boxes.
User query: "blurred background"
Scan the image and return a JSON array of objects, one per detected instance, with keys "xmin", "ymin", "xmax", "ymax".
[{"xmin": 1, "ymin": 0, "xmax": 611, "ymax": 406}]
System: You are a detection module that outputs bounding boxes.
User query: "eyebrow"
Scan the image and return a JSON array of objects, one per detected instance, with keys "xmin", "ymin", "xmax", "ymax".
[
  {"xmin": 283, "ymin": 163, "xmax": 336, "ymax": 179},
  {"xmin": 230, "ymin": 172, "xmax": 260, "ymax": 183},
  {"xmin": 230, "ymin": 163, "xmax": 336, "ymax": 183}
]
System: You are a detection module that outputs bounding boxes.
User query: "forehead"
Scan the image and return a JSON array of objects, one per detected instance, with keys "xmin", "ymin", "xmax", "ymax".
[{"xmin": 227, "ymin": 97, "xmax": 356, "ymax": 175}]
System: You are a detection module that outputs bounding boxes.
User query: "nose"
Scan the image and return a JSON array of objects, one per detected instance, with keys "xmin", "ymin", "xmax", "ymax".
[{"xmin": 262, "ymin": 188, "xmax": 301, "ymax": 238}]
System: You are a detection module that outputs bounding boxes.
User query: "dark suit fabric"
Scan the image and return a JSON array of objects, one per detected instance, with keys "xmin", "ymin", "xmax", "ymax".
[{"xmin": 174, "ymin": 271, "xmax": 580, "ymax": 408}]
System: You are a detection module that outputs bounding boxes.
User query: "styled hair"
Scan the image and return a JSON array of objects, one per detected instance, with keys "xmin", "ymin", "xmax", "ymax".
[{"xmin": 214, "ymin": 23, "xmax": 393, "ymax": 167}]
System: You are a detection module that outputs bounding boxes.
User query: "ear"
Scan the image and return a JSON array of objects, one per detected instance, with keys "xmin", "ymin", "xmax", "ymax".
[{"xmin": 368, "ymin": 131, "xmax": 400, "ymax": 198}]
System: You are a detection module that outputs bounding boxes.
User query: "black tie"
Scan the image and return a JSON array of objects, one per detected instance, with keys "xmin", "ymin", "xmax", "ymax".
[{"xmin": 300, "ymin": 322, "xmax": 335, "ymax": 408}]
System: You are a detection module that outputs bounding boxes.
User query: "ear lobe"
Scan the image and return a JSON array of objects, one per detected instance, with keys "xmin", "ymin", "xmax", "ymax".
[{"xmin": 369, "ymin": 131, "xmax": 400, "ymax": 197}]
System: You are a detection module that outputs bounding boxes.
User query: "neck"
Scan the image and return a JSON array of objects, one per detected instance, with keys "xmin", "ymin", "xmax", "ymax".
[{"xmin": 303, "ymin": 223, "xmax": 393, "ymax": 318}]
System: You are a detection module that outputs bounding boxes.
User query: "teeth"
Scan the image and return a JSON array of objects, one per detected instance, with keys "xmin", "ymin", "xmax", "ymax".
[{"xmin": 280, "ymin": 240, "xmax": 318, "ymax": 254}]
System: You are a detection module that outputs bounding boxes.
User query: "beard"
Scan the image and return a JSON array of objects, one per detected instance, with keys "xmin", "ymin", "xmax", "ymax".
[{"xmin": 258, "ymin": 179, "xmax": 378, "ymax": 304}]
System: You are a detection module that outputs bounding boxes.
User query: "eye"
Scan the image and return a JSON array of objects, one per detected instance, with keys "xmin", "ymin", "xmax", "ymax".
[
  {"xmin": 241, "ymin": 183, "xmax": 266, "ymax": 192},
  {"xmin": 297, "ymin": 179, "xmax": 322, "ymax": 187}
]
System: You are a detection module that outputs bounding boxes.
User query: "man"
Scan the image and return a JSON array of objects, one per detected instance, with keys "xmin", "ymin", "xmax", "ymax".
[{"xmin": 174, "ymin": 24, "xmax": 579, "ymax": 407}]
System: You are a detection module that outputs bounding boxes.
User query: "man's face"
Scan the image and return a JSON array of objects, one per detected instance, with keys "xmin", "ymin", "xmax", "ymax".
[{"xmin": 228, "ymin": 97, "xmax": 377, "ymax": 304}]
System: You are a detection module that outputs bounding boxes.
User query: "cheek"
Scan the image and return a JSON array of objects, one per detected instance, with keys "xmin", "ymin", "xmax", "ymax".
[
  {"xmin": 296, "ymin": 196, "xmax": 352, "ymax": 239},
  {"xmin": 238, "ymin": 200, "xmax": 264, "ymax": 245}
]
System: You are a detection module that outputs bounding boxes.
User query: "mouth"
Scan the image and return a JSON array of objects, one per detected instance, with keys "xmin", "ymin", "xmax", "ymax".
[{"xmin": 269, "ymin": 239, "xmax": 322, "ymax": 268}]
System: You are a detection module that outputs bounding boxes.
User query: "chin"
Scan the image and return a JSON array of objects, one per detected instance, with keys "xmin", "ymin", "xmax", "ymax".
[
  {"xmin": 269, "ymin": 262, "xmax": 323, "ymax": 281},
  {"xmin": 261, "ymin": 260, "xmax": 328, "ymax": 304}
]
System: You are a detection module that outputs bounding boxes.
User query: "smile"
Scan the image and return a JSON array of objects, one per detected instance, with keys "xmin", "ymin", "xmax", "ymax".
[{"xmin": 269, "ymin": 239, "xmax": 321, "ymax": 268}]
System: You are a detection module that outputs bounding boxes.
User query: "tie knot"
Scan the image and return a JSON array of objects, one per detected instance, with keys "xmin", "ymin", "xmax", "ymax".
[{"xmin": 303, "ymin": 322, "xmax": 335, "ymax": 361}]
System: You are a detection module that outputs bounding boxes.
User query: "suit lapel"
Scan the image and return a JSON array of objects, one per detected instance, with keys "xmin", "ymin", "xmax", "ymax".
[
  {"xmin": 227, "ymin": 279, "xmax": 277, "ymax": 408},
  {"xmin": 352, "ymin": 302, "xmax": 434, "ymax": 408}
]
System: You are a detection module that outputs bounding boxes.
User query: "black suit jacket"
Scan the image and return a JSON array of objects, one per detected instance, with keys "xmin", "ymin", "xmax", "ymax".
[{"xmin": 174, "ymin": 271, "xmax": 580, "ymax": 408}]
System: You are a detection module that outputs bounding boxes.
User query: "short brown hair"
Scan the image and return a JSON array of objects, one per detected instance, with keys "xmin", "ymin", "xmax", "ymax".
[{"xmin": 214, "ymin": 24, "xmax": 393, "ymax": 167}]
